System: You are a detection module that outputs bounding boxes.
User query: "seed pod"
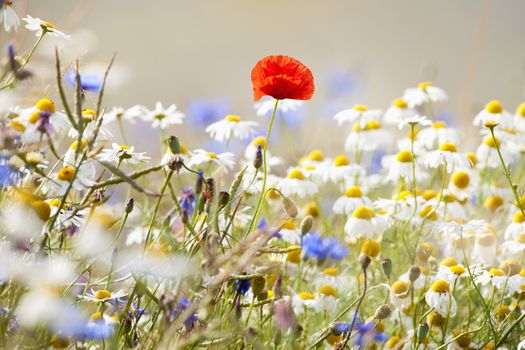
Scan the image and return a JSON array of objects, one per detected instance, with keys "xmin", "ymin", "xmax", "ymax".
[
  {"xmin": 125, "ymin": 197, "xmax": 134, "ymax": 214},
  {"xmin": 181, "ymin": 210, "xmax": 189, "ymax": 224},
  {"xmin": 282, "ymin": 196, "xmax": 298, "ymax": 218},
  {"xmin": 218, "ymin": 191, "xmax": 230, "ymax": 210},
  {"xmin": 409, "ymin": 266, "xmax": 421, "ymax": 282},
  {"xmin": 300, "ymin": 215, "xmax": 313, "ymax": 235},
  {"xmin": 374, "ymin": 304, "xmax": 391, "ymax": 320},
  {"xmin": 168, "ymin": 135, "xmax": 181, "ymax": 154},
  {"xmin": 382, "ymin": 258, "xmax": 392, "ymax": 279},
  {"xmin": 359, "ymin": 254, "xmax": 371, "ymax": 271},
  {"xmin": 253, "ymin": 145, "xmax": 263, "ymax": 169}
]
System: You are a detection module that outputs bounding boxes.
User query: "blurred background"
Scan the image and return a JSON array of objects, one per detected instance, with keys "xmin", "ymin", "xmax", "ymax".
[{"xmin": 3, "ymin": 0, "xmax": 525, "ymax": 154}]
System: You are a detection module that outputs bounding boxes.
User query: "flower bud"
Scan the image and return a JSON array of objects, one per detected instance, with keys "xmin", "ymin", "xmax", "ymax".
[
  {"xmin": 374, "ymin": 304, "xmax": 391, "ymax": 320},
  {"xmin": 382, "ymin": 258, "xmax": 392, "ymax": 279},
  {"xmin": 195, "ymin": 171, "xmax": 204, "ymax": 195},
  {"xmin": 300, "ymin": 215, "xmax": 313, "ymax": 235},
  {"xmin": 168, "ymin": 135, "xmax": 181, "ymax": 154},
  {"xmin": 251, "ymin": 276, "xmax": 266, "ymax": 296},
  {"xmin": 218, "ymin": 191, "xmax": 230, "ymax": 210},
  {"xmin": 359, "ymin": 254, "xmax": 371, "ymax": 271},
  {"xmin": 409, "ymin": 266, "xmax": 421, "ymax": 282},
  {"xmin": 181, "ymin": 210, "xmax": 189, "ymax": 224},
  {"xmin": 253, "ymin": 145, "xmax": 263, "ymax": 169},
  {"xmin": 282, "ymin": 196, "xmax": 298, "ymax": 218},
  {"xmin": 417, "ymin": 323, "xmax": 429, "ymax": 342},
  {"xmin": 125, "ymin": 197, "xmax": 134, "ymax": 214}
]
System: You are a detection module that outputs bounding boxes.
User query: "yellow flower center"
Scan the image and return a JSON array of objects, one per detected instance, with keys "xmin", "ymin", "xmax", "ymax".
[
  {"xmin": 8, "ymin": 120, "xmax": 26, "ymax": 132},
  {"xmin": 95, "ymin": 289, "xmax": 112, "ymax": 300},
  {"xmin": 30, "ymin": 200, "xmax": 51, "ymax": 221},
  {"xmin": 308, "ymin": 150, "xmax": 325, "ymax": 161},
  {"xmin": 206, "ymin": 152, "xmax": 218, "ymax": 159},
  {"xmin": 333, "ymin": 155, "xmax": 350, "ymax": 167},
  {"xmin": 395, "ymin": 190, "xmax": 412, "ymax": 201},
  {"xmin": 70, "ymin": 139, "xmax": 88, "ymax": 150},
  {"xmin": 364, "ymin": 119, "xmax": 381, "ymax": 130},
  {"xmin": 57, "ymin": 166, "xmax": 76, "ymax": 182},
  {"xmin": 352, "ymin": 206, "xmax": 375, "ymax": 220},
  {"xmin": 432, "ymin": 121, "xmax": 447, "ymax": 129},
  {"xmin": 286, "ymin": 245, "xmax": 301, "ymax": 264},
  {"xmin": 439, "ymin": 143, "xmax": 457, "ymax": 153},
  {"xmin": 386, "ymin": 336, "xmax": 402, "ymax": 348},
  {"xmin": 287, "ymin": 169, "xmax": 305, "ymax": 180},
  {"xmin": 391, "ymin": 281, "xmax": 409, "ymax": 295},
  {"xmin": 517, "ymin": 233, "xmax": 525, "ymax": 244},
  {"xmin": 323, "ymin": 267, "xmax": 339, "ymax": 276},
  {"xmin": 450, "ymin": 265, "xmax": 465, "ymax": 275},
  {"xmin": 483, "ymin": 136, "xmax": 500, "ymax": 148},
  {"xmin": 317, "ymin": 285, "xmax": 337, "ymax": 297},
  {"xmin": 303, "ymin": 202, "xmax": 320, "ymax": 217},
  {"xmin": 361, "ymin": 240, "xmax": 381, "ymax": 257},
  {"xmin": 43, "ymin": 21, "xmax": 56, "ymax": 29},
  {"xmin": 451, "ymin": 171, "xmax": 470, "ymax": 189},
  {"xmin": 485, "ymin": 100, "xmax": 503, "ymax": 114},
  {"xmin": 516, "ymin": 102, "xmax": 525, "ymax": 117},
  {"xmin": 430, "ymin": 279, "xmax": 450, "ymax": 293},
  {"xmin": 29, "ymin": 112, "xmax": 41, "ymax": 124},
  {"xmin": 281, "ymin": 219, "xmax": 296, "ymax": 230},
  {"xmin": 35, "ymin": 98, "xmax": 56, "ymax": 113},
  {"xmin": 90, "ymin": 312, "xmax": 102, "ymax": 321},
  {"xmin": 441, "ymin": 257, "xmax": 458, "ymax": 267},
  {"xmin": 418, "ymin": 81, "xmax": 433, "ymax": 91},
  {"xmin": 484, "ymin": 195, "xmax": 504, "ymax": 211},
  {"xmin": 298, "ymin": 291, "xmax": 315, "ymax": 300},
  {"xmin": 119, "ymin": 145, "xmax": 130, "ymax": 150},
  {"xmin": 82, "ymin": 109, "xmax": 96, "ymax": 121},
  {"xmin": 225, "ymin": 114, "xmax": 241, "ymax": 122},
  {"xmin": 466, "ymin": 152, "xmax": 478, "ymax": 166},
  {"xmin": 396, "ymin": 150, "xmax": 413, "ymax": 163},
  {"xmin": 419, "ymin": 206, "xmax": 437, "ymax": 220},
  {"xmin": 251, "ymin": 136, "xmax": 266, "ymax": 148},
  {"xmin": 422, "ymin": 189, "xmax": 437, "ymax": 201},
  {"xmin": 488, "ymin": 268, "xmax": 505, "ymax": 277},
  {"xmin": 353, "ymin": 104, "xmax": 368, "ymax": 112},
  {"xmin": 154, "ymin": 114, "xmax": 166, "ymax": 120},
  {"xmin": 49, "ymin": 199, "xmax": 61, "ymax": 207},
  {"xmin": 345, "ymin": 186, "xmax": 363, "ymax": 198},
  {"xmin": 513, "ymin": 211, "xmax": 525, "ymax": 223},
  {"xmin": 392, "ymin": 98, "xmax": 407, "ymax": 109}
]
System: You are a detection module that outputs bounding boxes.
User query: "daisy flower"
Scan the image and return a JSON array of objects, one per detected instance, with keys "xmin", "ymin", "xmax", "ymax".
[
  {"xmin": 44, "ymin": 161, "xmax": 96, "ymax": 196},
  {"xmin": 83, "ymin": 289, "xmax": 127, "ymax": 303},
  {"xmin": 142, "ymin": 102, "xmax": 185, "ymax": 129},
  {"xmin": 504, "ymin": 211, "xmax": 525, "ymax": 241},
  {"xmin": 500, "ymin": 233, "xmax": 525, "ymax": 256},
  {"xmin": 103, "ymin": 105, "xmax": 144, "ymax": 124},
  {"xmin": 474, "ymin": 268, "xmax": 509, "ymax": 290},
  {"xmin": 205, "ymin": 115, "xmax": 257, "ymax": 142},
  {"xmin": 255, "ymin": 96, "xmax": 304, "ymax": 118},
  {"xmin": 68, "ymin": 109, "xmax": 112, "ymax": 140},
  {"xmin": 277, "ymin": 168, "xmax": 318, "ymax": 199},
  {"xmin": 1, "ymin": 0, "xmax": 19, "ymax": 32},
  {"xmin": 423, "ymin": 142, "xmax": 472, "ymax": 173},
  {"xmin": 476, "ymin": 135, "xmax": 515, "ymax": 169},
  {"xmin": 513, "ymin": 102, "xmax": 525, "ymax": 132},
  {"xmin": 323, "ymin": 155, "xmax": 365, "ymax": 184},
  {"xmin": 291, "ymin": 292, "xmax": 318, "ymax": 315},
  {"xmin": 275, "ymin": 219, "xmax": 301, "ymax": 244},
  {"xmin": 375, "ymin": 191, "xmax": 420, "ymax": 221},
  {"xmin": 187, "ymin": 149, "xmax": 235, "ymax": 173},
  {"xmin": 397, "ymin": 114, "xmax": 433, "ymax": 130},
  {"xmin": 344, "ymin": 206, "xmax": 391, "ymax": 243},
  {"xmin": 402, "ymin": 81, "xmax": 448, "ymax": 108},
  {"xmin": 448, "ymin": 169, "xmax": 479, "ymax": 201},
  {"xmin": 383, "ymin": 97, "xmax": 416, "ymax": 125},
  {"xmin": 473, "ymin": 100, "xmax": 513, "ymax": 128},
  {"xmin": 388, "ymin": 280, "xmax": 411, "ymax": 309},
  {"xmin": 23, "ymin": 16, "xmax": 70, "ymax": 39},
  {"xmin": 425, "ymin": 279, "xmax": 457, "ymax": 317},
  {"xmin": 345, "ymin": 119, "xmax": 391, "ymax": 152},
  {"xmin": 436, "ymin": 264, "xmax": 467, "ymax": 285},
  {"xmin": 333, "ymin": 185, "xmax": 372, "ymax": 216},
  {"xmin": 97, "ymin": 143, "xmax": 150, "ymax": 165},
  {"xmin": 63, "ymin": 139, "xmax": 89, "ymax": 165},
  {"xmin": 439, "ymin": 219, "xmax": 487, "ymax": 240},
  {"xmin": 417, "ymin": 120, "xmax": 459, "ymax": 150},
  {"xmin": 334, "ymin": 104, "xmax": 382, "ymax": 127},
  {"xmin": 81, "ymin": 312, "xmax": 117, "ymax": 340},
  {"xmin": 383, "ymin": 150, "xmax": 419, "ymax": 183},
  {"xmin": 19, "ymin": 98, "xmax": 69, "ymax": 142}
]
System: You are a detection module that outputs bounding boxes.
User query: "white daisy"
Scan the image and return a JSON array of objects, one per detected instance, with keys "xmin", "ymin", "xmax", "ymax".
[
  {"xmin": 1, "ymin": 1, "xmax": 19, "ymax": 32},
  {"xmin": 473, "ymin": 100, "xmax": 513, "ymax": 128},
  {"xmin": 23, "ymin": 15, "xmax": 70, "ymax": 39},
  {"xmin": 513, "ymin": 102, "xmax": 525, "ymax": 132},
  {"xmin": 142, "ymin": 102, "xmax": 185, "ymax": 129},
  {"xmin": 448, "ymin": 169, "xmax": 478, "ymax": 201},
  {"xmin": 500, "ymin": 233, "xmax": 525, "ymax": 256},
  {"xmin": 344, "ymin": 119, "xmax": 391, "ymax": 152},
  {"xmin": 474, "ymin": 268, "xmax": 509, "ymax": 290},
  {"xmin": 344, "ymin": 206, "xmax": 391, "ymax": 243},
  {"xmin": 383, "ymin": 98, "xmax": 416, "ymax": 125},
  {"xmin": 333, "ymin": 104, "xmax": 382, "ymax": 127},
  {"xmin": 417, "ymin": 121, "xmax": 458, "ymax": 150},
  {"xmin": 97, "ymin": 143, "xmax": 150, "ymax": 165},
  {"xmin": 68, "ymin": 109, "xmax": 112, "ymax": 140},
  {"xmin": 277, "ymin": 168, "xmax": 318, "ymax": 199},
  {"xmin": 476, "ymin": 135, "xmax": 515, "ymax": 169},
  {"xmin": 83, "ymin": 289, "xmax": 127, "ymax": 303},
  {"xmin": 504, "ymin": 211, "xmax": 525, "ymax": 241},
  {"xmin": 425, "ymin": 279, "xmax": 457, "ymax": 317},
  {"xmin": 323, "ymin": 155, "xmax": 365, "ymax": 184},
  {"xmin": 436, "ymin": 265, "xmax": 467, "ymax": 285},
  {"xmin": 243, "ymin": 136, "xmax": 282, "ymax": 168},
  {"xmin": 102, "ymin": 105, "xmax": 144, "ymax": 124},
  {"xmin": 187, "ymin": 149, "xmax": 235, "ymax": 173},
  {"xmin": 44, "ymin": 161, "xmax": 96, "ymax": 196},
  {"xmin": 423, "ymin": 143, "xmax": 472, "ymax": 173},
  {"xmin": 402, "ymin": 82, "xmax": 448, "ymax": 108},
  {"xmin": 397, "ymin": 114, "xmax": 433, "ymax": 130},
  {"xmin": 383, "ymin": 150, "xmax": 420, "ymax": 183},
  {"xmin": 205, "ymin": 115, "xmax": 257, "ymax": 142},
  {"xmin": 332, "ymin": 185, "xmax": 372, "ymax": 216},
  {"xmin": 255, "ymin": 96, "xmax": 304, "ymax": 117}
]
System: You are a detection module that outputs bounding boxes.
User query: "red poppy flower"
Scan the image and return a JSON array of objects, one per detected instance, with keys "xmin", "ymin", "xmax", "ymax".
[{"xmin": 251, "ymin": 55, "xmax": 315, "ymax": 101}]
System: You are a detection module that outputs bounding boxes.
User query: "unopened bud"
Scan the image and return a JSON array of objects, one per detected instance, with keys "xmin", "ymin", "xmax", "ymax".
[
  {"xmin": 382, "ymin": 258, "xmax": 392, "ymax": 279},
  {"xmin": 417, "ymin": 323, "xmax": 429, "ymax": 342},
  {"xmin": 253, "ymin": 145, "xmax": 263, "ymax": 169},
  {"xmin": 168, "ymin": 135, "xmax": 181, "ymax": 154},
  {"xmin": 181, "ymin": 210, "xmax": 189, "ymax": 224},
  {"xmin": 359, "ymin": 254, "xmax": 371, "ymax": 271},
  {"xmin": 218, "ymin": 191, "xmax": 230, "ymax": 210},
  {"xmin": 125, "ymin": 197, "xmax": 134, "ymax": 214},
  {"xmin": 374, "ymin": 304, "xmax": 391, "ymax": 320},
  {"xmin": 282, "ymin": 196, "xmax": 298, "ymax": 218},
  {"xmin": 300, "ymin": 215, "xmax": 313, "ymax": 235},
  {"xmin": 195, "ymin": 171, "xmax": 204, "ymax": 195},
  {"xmin": 409, "ymin": 266, "xmax": 421, "ymax": 282},
  {"xmin": 251, "ymin": 276, "xmax": 266, "ymax": 295}
]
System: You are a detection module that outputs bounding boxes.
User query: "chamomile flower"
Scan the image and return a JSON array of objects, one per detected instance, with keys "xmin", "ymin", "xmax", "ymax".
[
  {"xmin": 1, "ymin": 0, "xmax": 19, "ymax": 32},
  {"xmin": 476, "ymin": 135, "xmax": 515, "ymax": 169},
  {"xmin": 187, "ymin": 149, "xmax": 235, "ymax": 173},
  {"xmin": 397, "ymin": 114, "xmax": 433, "ymax": 130},
  {"xmin": 474, "ymin": 268, "xmax": 509, "ymax": 290},
  {"xmin": 334, "ymin": 104, "xmax": 382, "ymax": 127},
  {"xmin": 83, "ymin": 289, "xmax": 127, "ymax": 303},
  {"xmin": 255, "ymin": 96, "xmax": 304, "ymax": 117},
  {"xmin": 68, "ymin": 109, "xmax": 112, "ymax": 140},
  {"xmin": 417, "ymin": 120, "xmax": 459, "ymax": 150},
  {"xmin": 323, "ymin": 155, "xmax": 365, "ymax": 185},
  {"xmin": 332, "ymin": 185, "xmax": 372, "ymax": 215},
  {"xmin": 345, "ymin": 119, "xmax": 391, "ymax": 152},
  {"xmin": 513, "ymin": 102, "xmax": 525, "ymax": 132},
  {"xmin": 383, "ymin": 98, "xmax": 416, "ymax": 125},
  {"xmin": 383, "ymin": 150, "xmax": 418, "ymax": 183},
  {"xmin": 500, "ymin": 233, "xmax": 525, "ymax": 256},
  {"xmin": 425, "ymin": 279, "xmax": 457, "ymax": 317},
  {"xmin": 375, "ymin": 191, "xmax": 419, "ymax": 221},
  {"xmin": 206, "ymin": 115, "xmax": 257, "ymax": 142},
  {"xmin": 291, "ymin": 292, "xmax": 318, "ymax": 314},
  {"xmin": 102, "ymin": 105, "xmax": 144, "ymax": 124},
  {"xmin": 423, "ymin": 143, "xmax": 472, "ymax": 173},
  {"xmin": 402, "ymin": 82, "xmax": 448, "ymax": 108},
  {"xmin": 278, "ymin": 168, "xmax": 318, "ymax": 198},
  {"xmin": 388, "ymin": 280, "xmax": 411, "ymax": 309},
  {"xmin": 448, "ymin": 169, "xmax": 478, "ymax": 200},
  {"xmin": 44, "ymin": 161, "xmax": 96, "ymax": 196},
  {"xmin": 23, "ymin": 16, "xmax": 70, "ymax": 39},
  {"xmin": 81, "ymin": 312, "xmax": 117, "ymax": 340},
  {"xmin": 437, "ymin": 264, "xmax": 467, "ymax": 284},
  {"xmin": 504, "ymin": 211, "xmax": 525, "ymax": 241},
  {"xmin": 439, "ymin": 219, "xmax": 487, "ymax": 240},
  {"xmin": 244, "ymin": 136, "xmax": 282, "ymax": 167},
  {"xmin": 19, "ymin": 98, "xmax": 69, "ymax": 142},
  {"xmin": 344, "ymin": 206, "xmax": 391, "ymax": 243},
  {"xmin": 142, "ymin": 102, "xmax": 185, "ymax": 129},
  {"xmin": 473, "ymin": 100, "xmax": 513, "ymax": 128},
  {"xmin": 97, "ymin": 143, "xmax": 150, "ymax": 165},
  {"xmin": 276, "ymin": 219, "xmax": 301, "ymax": 244}
]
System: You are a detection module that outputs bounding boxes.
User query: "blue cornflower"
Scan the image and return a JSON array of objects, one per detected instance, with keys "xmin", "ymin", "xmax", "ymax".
[
  {"xmin": 234, "ymin": 279, "xmax": 251, "ymax": 296},
  {"xmin": 173, "ymin": 297, "xmax": 197, "ymax": 330},
  {"xmin": 187, "ymin": 98, "xmax": 229, "ymax": 126},
  {"xmin": 354, "ymin": 321, "xmax": 388, "ymax": 348},
  {"xmin": 301, "ymin": 233, "xmax": 348, "ymax": 261},
  {"xmin": 180, "ymin": 187, "xmax": 196, "ymax": 214},
  {"xmin": 65, "ymin": 70, "xmax": 102, "ymax": 92},
  {"xmin": 0, "ymin": 156, "xmax": 20, "ymax": 188}
]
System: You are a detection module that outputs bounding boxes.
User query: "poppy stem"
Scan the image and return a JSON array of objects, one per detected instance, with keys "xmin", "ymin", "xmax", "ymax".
[{"xmin": 246, "ymin": 99, "xmax": 279, "ymax": 236}]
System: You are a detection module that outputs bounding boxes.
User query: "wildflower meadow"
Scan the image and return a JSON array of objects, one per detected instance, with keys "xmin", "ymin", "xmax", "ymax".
[{"xmin": 1, "ymin": 2, "xmax": 525, "ymax": 349}]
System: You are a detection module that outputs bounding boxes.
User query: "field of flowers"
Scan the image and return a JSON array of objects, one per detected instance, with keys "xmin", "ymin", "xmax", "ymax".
[{"xmin": 1, "ymin": 3, "xmax": 525, "ymax": 350}]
